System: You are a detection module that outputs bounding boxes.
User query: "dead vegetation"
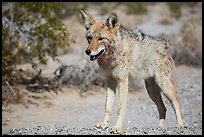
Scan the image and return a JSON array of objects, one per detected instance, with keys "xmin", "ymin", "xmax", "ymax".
[
  {"xmin": 169, "ymin": 18, "xmax": 202, "ymax": 67},
  {"xmin": 2, "ymin": 69, "xmax": 60, "ymax": 107}
]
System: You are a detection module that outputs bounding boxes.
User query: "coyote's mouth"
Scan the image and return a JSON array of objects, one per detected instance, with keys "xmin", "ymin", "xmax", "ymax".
[{"xmin": 90, "ymin": 49, "xmax": 105, "ymax": 61}]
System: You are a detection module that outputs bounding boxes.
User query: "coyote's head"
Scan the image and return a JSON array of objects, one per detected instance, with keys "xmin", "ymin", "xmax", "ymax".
[{"xmin": 80, "ymin": 10, "xmax": 120, "ymax": 61}]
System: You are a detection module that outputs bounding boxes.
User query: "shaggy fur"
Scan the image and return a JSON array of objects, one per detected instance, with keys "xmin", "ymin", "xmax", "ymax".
[{"xmin": 80, "ymin": 10, "xmax": 183, "ymax": 134}]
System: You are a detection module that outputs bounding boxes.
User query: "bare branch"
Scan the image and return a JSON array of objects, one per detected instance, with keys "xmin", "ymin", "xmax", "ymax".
[{"xmin": 5, "ymin": 81, "xmax": 16, "ymax": 96}]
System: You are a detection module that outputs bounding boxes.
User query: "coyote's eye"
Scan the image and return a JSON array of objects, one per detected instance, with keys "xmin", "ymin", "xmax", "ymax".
[
  {"xmin": 98, "ymin": 37, "xmax": 104, "ymax": 41},
  {"xmin": 87, "ymin": 36, "xmax": 92, "ymax": 43}
]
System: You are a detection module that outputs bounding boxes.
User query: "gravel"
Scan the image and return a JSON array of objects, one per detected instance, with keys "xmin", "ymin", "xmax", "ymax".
[{"xmin": 3, "ymin": 126, "xmax": 202, "ymax": 135}]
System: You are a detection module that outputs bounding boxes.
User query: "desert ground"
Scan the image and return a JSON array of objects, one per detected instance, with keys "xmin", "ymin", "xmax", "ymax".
[{"xmin": 2, "ymin": 65, "xmax": 202, "ymax": 135}]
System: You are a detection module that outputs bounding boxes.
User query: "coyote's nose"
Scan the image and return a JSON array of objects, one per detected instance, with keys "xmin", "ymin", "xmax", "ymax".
[{"xmin": 85, "ymin": 50, "xmax": 91, "ymax": 55}]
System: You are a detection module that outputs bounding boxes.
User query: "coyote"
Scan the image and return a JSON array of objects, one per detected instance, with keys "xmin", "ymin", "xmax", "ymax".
[{"xmin": 80, "ymin": 10, "xmax": 183, "ymax": 134}]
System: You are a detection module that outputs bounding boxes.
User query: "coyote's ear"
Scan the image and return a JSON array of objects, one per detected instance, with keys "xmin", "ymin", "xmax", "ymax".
[
  {"xmin": 80, "ymin": 10, "xmax": 95, "ymax": 29},
  {"xmin": 105, "ymin": 12, "xmax": 119, "ymax": 29}
]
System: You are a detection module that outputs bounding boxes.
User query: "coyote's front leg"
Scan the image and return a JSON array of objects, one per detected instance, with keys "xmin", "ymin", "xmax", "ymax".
[
  {"xmin": 111, "ymin": 77, "xmax": 128, "ymax": 134},
  {"xmin": 96, "ymin": 77, "xmax": 116, "ymax": 129}
]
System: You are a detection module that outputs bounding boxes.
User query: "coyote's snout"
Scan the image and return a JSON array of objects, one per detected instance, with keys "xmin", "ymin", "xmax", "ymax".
[
  {"xmin": 85, "ymin": 46, "xmax": 105, "ymax": 61},
  {"xmin": 80, "ymin": 10, "xmax": 183, "ymax": 134}
]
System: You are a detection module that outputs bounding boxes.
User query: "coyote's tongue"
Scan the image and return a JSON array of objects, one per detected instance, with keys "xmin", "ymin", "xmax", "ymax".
[
  {"xmin": 90, "ymin": 55, "xmax": 97, "ymax": 61},
  {"xmin": 89, "ymin": 49, "xmax": 105, "ymax": 61}
]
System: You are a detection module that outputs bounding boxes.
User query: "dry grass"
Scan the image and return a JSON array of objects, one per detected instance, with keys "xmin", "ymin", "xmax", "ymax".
[
  {"xmin": 170, "ymin": 18, "xmax": 202, "ymax": 67},
  {"xmin": 160, "ymin": 15, "xmax": 174, "ymax": 25},
  {"xmin": 54, "ymin": 62, "xmax": 144, "ymax": 92},
  {"xmin": 2, "ymin": 85, "xmax": 24, "ymax": 106}
]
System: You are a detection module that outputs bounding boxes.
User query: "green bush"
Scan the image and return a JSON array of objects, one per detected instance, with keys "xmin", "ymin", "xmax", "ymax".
[
  {"xmin": 167, "ymin": 2, "xmax": 198, "ymax": 18},
  {"xmin": 2, "ymin": 2, "xmax": 74, "ymax": 83},
  {"xmin": 170, "ymin": 18, "xmax": 202, "ymax": 67},
  {"xmin": 124, "ymin": 2, "xmax": 147, "ymax": 15},
  {"xmin": 167, "ymin": 2, "xmax": 182, "ymax": 18}
]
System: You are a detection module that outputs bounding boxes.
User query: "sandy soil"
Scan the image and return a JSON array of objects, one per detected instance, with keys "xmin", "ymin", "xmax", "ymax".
[{"xmin": 2, "ymin": 66, "xmax": 202, "ymax": 135}]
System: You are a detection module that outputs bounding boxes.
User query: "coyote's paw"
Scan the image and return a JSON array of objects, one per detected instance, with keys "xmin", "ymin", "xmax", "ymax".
[
  {"xmin": 95, "ymin": 122, "xmax": 108, "ymax": 129},
  {"xmin": 110, "ymin": 126, "xmax": 123, "ymax": 134},
  {"xmin": 178, "ymin": 124, "xmax": 184, "ymax": 129},
  {"xmin": 159, "ymin": 119, "xmax": 165, "ymax": 128}
]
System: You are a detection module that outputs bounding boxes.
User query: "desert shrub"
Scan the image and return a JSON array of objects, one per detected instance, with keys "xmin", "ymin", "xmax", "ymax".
[
  {"xmin": 2, "ymin": 85, "xmax": 24, "ymax": 106},
  {"xmin": 2, "ymin": 2, "xmax": 74, "ymax": 83},
  {"xmin": 54, "ymin": 60, "xmax": 144, "ymax": 92},
  {"xmin": 167, "ymin": 2, "xmax": 199, "ymax": 18},
  {"xmin": 170, "ymin": 18, "xmax": 202, "ymax": 67},
  {"xmin": 167, "ymin": 2, "xmax": 182, "ymax": 18},
  {"xmin": 160, "ymin": 15, "xmax": 174, "ymax": 25},
  {"xmin": 124, "ymin": 2, "xmax": 147, "ymax": 15},
  {"xmin": 54, "ymin": 61, "xmax": 106, "ymax": 92}
]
